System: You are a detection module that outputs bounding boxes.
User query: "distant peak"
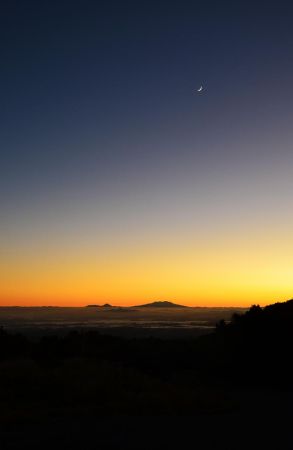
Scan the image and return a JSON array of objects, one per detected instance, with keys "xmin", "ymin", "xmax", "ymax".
[
  {"xmin": 137, "ymin": 301, "xmax": 187, "ymax": 308},
  {"xmin": 86, "ymin": 303, "xmax": 113, "ymax": 308}
]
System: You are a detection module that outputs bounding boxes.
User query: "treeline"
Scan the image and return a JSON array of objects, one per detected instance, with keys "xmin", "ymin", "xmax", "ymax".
[
  {"xmin": 0, "ymin": 301, "xmax": 293, "ymax": 423},
  {"xmin": 0, "ymin": 300, "xmax": 292, "ymax": 421},
  {"xmin": 0, "ymin": 299, "xmax": 293, "ymax": 385},
  {"xmin": 212, "ymin": 300, "xmax": 293, "ymax": 386}
]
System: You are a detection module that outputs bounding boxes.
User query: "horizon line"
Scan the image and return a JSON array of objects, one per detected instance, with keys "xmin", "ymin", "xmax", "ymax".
[{"xmin": 0, "ymin": 303, "xmax": 255, "ymax": 309}]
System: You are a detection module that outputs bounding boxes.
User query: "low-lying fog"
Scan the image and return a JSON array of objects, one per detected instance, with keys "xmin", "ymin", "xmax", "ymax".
[{"xmin": 0, "ymin": 306, "xmax": 246, "ymax": 339}]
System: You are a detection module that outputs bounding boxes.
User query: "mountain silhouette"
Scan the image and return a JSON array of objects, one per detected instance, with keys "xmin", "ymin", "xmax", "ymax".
[
  {"xmin": 87, "ymin": 301, "xmax": 187, "ymax": 308},
  {"xmin": 86, "ymin": 303, "xmax": 113, "ymax": 308},
  {"xmin": 137, "ymin": 301, "xmax": 187, "ymax": 308}
]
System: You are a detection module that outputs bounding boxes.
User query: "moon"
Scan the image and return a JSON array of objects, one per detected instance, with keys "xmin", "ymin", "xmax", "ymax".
[{"xmin": 197, "ymin": 86, "xmax": 203, "ymax": 92}]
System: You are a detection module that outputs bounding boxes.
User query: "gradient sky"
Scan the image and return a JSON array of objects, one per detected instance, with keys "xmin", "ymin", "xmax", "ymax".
[{"xmin": 1, "ymin": 1, "xmax": 293, "ymax": 306}]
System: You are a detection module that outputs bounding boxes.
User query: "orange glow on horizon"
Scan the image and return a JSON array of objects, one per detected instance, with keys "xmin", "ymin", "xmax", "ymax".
[{"xmin": 1, "ymin": 224, "xmax": 292, "ymax": 307}]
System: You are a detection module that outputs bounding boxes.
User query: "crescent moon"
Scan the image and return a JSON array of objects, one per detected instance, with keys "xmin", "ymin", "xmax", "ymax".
[{"xmin": 197, "ymin": 86, "xmax": 203, "ymax": 92}]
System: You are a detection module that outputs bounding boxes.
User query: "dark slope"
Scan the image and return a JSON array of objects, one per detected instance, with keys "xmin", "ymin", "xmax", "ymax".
[{"xmin": 208, "ymin": 298, "xmax": 293, "ymax": 386}]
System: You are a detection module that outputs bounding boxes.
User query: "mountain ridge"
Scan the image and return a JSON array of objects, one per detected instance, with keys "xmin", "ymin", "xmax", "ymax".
[
  {"xmin": 86, "ymin": 301, "xmax": 188, "ymax": 308},
  {"xmin": 136, "ymin": 301, "xmax": 188, "ymax": 308}
]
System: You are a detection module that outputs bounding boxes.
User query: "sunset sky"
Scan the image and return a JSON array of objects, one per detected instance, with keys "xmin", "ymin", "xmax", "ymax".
[{"xmin": 1, "ymin": 1, "xmax": 293, "ymax": 306}]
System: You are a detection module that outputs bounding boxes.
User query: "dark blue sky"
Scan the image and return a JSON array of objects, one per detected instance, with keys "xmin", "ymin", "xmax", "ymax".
[
  {"xmin": 1, "ymin": 1, "xmax": 293, "ymax": 202},
  {"xmin": 1, "ymin": 1, "xmax": 293, "ymax": 305}
]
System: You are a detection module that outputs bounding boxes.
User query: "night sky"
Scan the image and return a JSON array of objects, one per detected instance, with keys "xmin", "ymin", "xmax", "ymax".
[{"xmin": 1, "ymin": 1, "xmax": 293, "ymax": 305}]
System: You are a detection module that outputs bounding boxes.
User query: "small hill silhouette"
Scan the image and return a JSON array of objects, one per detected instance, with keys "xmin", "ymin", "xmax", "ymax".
[
  {"xmin": 137, "ymin": 301, "xmax": 187, "ymax": 308},
  {"xmin": 86, "ymin": 303, "xmax": 113, "ymax": 308}
]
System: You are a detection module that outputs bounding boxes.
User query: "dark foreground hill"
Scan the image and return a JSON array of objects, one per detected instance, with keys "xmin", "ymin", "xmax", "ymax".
[
  {"xmin": 208, "ymin": 299, "xmax": 293, "ymax": 386},
  {"xmin": 0, "ymin": 299, "xmax": 292, "ymax": 449}
]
